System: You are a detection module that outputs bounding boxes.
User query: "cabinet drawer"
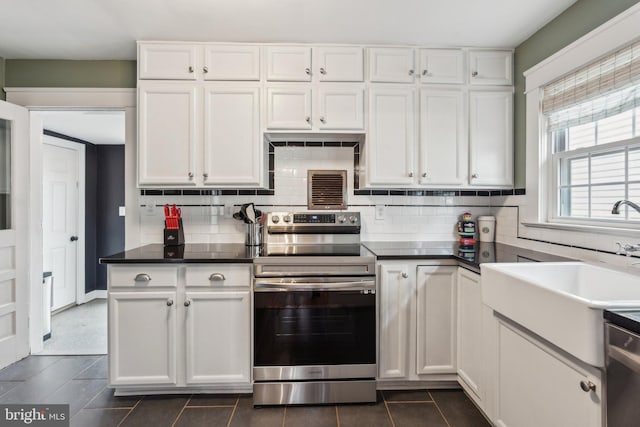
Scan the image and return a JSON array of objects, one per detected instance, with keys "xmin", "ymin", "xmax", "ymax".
[
  {"xmin": 108, "ymin": 265, "xmax": 179, "ymax": 288},
  {"xmin": 186, "ymin": 264, "xmax": 251, "ymax": 288}
]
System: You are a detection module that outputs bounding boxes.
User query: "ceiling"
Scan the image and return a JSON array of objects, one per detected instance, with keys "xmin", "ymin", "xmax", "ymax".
[
  {"xmin": 0, "ymin": 0, "xmax": 578, "ymax": 60},
  {"xmin": 40, "ymin": 111, "xmax": 125, "ymax": 145}
]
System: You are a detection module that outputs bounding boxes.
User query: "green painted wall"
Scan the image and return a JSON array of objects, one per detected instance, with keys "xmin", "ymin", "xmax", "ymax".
[
  {"xmin": 513, "ymin": 0, "xmax": 640, "ymax": 188},
  {"xmin": 4, "ymin": 60, "xmax": 136, "ymax": 88},
  {"xmin": 0, "ymin": 58, "xmax": 5, "ymax": 101}
]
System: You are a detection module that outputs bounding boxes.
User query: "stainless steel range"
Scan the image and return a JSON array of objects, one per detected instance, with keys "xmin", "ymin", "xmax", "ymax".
[{"xmin": 252, "ymin": 211, "xmax": 377, "ymax": 406}]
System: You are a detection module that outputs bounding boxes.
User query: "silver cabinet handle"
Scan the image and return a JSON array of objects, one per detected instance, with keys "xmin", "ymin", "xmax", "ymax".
[
  {"xmin": 209, "ymin": 273, "xmax": 226, "ymax": 282},
  {"xmin": 305, "ymin": 68, "xmax": 311, "ymax": 75},
  {"xmin": 134, "ymin": 273, "xmax": 151, "ymax": 283},
  {"xmin": 471, "ymin": 173, "xmax": 478, "ymax": 178},
  {"xmin": 305, "ymin": 117, "xmax": 311, "ymax": 124},
  {"xmin": 422, "ymin": 172, "xmax": 427, "ymax": 178},
  {"xmin": 580, "ymin": 381, "xmax": 596, "ymax": 392},
  {"xmin": 184, "ymin": 299, "xmax": 191, "ymax": 307},
  {"xmin": 408, "ymin": 69, "xmax": 415, "ymax": 76},
  {"xmin": 166, "ymin": 298, "xmax": 174, "ymax": 306},
  {"xmin": 472, "ymin": 71, "xmax": 478, "ymax": 77},
  {"xmin": 188, "ymin": 172, "xmax": 194, "ymax": 179},
  {"xmin": 401, "ymin": 272, "xmax": 408, "ymax": 279},
  {"xmin": 422, "ymin": 69, "xmax": 428, "ymax": 76},
  {"xmin": 203, "ymin": 66, "xmax": 209, "ymax": 73},
  {"xmin": 408, "ymin": 172, "xmax": 414, "ymax": 177},
  {"xmin": 319, "ymin": 117, "xmax": 326, "ymax": 123},
  {"xmin": 203, "ymin": 173, "xmax": 208, "ymax": 179},
  {"xmin": 188, "ymin": 66, "xmax": 194, "ymax": 73},
  {"xmin": 320, "ymin": 67, "xmax": 326, "ymax": 75}
]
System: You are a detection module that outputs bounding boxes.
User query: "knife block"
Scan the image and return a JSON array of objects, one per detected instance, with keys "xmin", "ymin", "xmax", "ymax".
[{"xmin": 164, "ymin": 219, "xmax": 185, "ymax": 246}]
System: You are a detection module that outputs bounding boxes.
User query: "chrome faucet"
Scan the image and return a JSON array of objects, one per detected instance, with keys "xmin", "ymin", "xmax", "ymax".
[{"xmin": 611, "ymin": 200, "xmax": 640, "ymax": 214}]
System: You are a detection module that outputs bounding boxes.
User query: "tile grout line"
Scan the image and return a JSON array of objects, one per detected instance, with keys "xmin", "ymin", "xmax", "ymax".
[
  {"xmin": 428, "ymin": 391, "xmax": 452, "ymax": 427},
  {"xmin": 382, "ymin": 393, "xmax": 397, "ymax": 427},
  {"xmin": 117, "ymin": 398, "xmax": 141, "ymax": 427},
  {"xmin": 226, "ymin": 396, "xmax": 240, "ymax": 427},
  {"xmin": 170, "ymin": 394, "xmax": 192, "ymax": 427}
]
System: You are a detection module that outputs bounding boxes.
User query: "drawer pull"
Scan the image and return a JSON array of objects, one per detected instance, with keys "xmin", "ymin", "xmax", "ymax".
[
  {"xmin": 134, "ymin": 273, "xmax": 151, "ymax": 283},
  {"xmin": 209, "ymin": 273, "xmax": 226, "ymax": 282}
]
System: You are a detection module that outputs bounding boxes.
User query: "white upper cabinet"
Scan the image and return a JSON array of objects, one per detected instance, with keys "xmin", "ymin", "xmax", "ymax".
[
  {"xmin": 315, "ymin": 47, "xmax": 364, "ymax": 82},
  {"xmin": 203, "ymin": 84, "xmax": 262, "ymax": 185},
  {"xmin": 419, "ymin": 49, "xmax": 465, "ymax": 84},
  {"xmin": 266, "ymin": 86, "xmax": 312, "ymax": 129},
  {"xmin": 202, "ymin": 45, "xmax": 260, "ymax": 81},
  {"xmin": 139, "ymin": 44, "xmax": 199, "ymax": 80},
  {"xmin": 469, "ymin": 50, "xmax": 513, "ymax": 86},
  {"xmin": 419, "ymin": 88, "xmax": 467, "ymax": 185},
  {"xmin": 367, "ymin": 87, "xmax": 416, "ymax": 186},
  {"xmin": 369, "ymin": 47, "xmax": 416, "ymax": 83},
  {"xmin": 266, "ymin": 46, "xmax": 312, "ymax": 81},
  {"xmin": 469, "ymin": 90, "xmax": 513, "ymax": 186},
  {"xmin": 316, "ymin": 86, "xmax": 364, "ymax": 130}
]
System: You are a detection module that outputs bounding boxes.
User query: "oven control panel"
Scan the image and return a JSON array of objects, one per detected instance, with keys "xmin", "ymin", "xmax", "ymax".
[{"xmin": 267, "ymin": 212, "xmax": 360, "ymax": 227}]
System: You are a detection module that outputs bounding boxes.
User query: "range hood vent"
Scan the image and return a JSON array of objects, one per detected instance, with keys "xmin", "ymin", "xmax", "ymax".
[{"xmin": 307, "ymin": 170, "xmax": 347, "ymax": 210}]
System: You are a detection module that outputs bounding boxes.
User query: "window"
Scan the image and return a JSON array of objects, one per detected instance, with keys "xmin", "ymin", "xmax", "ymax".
[{"xmin": 544, "ymin": 39, "xmax": 640, "ymax": 226}]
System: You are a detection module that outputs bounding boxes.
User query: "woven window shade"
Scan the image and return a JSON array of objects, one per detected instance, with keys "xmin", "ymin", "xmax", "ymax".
[{"xmin": 543, "ymin": 39, "xmax": 640, "ymax": 131}]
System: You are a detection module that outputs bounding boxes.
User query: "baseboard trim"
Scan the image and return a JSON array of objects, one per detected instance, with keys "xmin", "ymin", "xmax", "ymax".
[{"xmin": 82, "ymin": 290, "xmax": 107, "ymax": 303}]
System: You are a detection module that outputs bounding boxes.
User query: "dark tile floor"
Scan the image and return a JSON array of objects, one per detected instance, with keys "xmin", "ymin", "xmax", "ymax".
[{"xmin": 0, "ymin": 356, "xmax": 491, "ymax": 427}]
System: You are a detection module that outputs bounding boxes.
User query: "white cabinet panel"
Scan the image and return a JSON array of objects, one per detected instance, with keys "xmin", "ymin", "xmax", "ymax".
[
  {"xmin": 315, "ymin": 47, "xmax": 364, "ymax": 82},
  {"xmin": 266, "ymin": 46, "xmax": 312, "ymax": 81},
  {"xmin": 369, "ymin": 48, "xmax": 415, "ymax": 83},
  {"xmin": 203, "ymin": 84, "xmax": 261, "ymax": 185},
  {"xmin": 419, "ymin": 89, "xmax": 466, "ymax": 185},
  {"xmin": 469, "ymin": 90, "xmax": 513, "ymax": 187},
  {"xmin": 266, "ymin": 86, "xmax": 312, "ymax": 129},
  {"xmin": 138, "ymin": 44, "xmax": 198, "ymax": 80},
  {"xmin": 184, "ymin": 291, "xmax": 251, "ymax": 384},
  {"xmin": 457, "ymin": 269, "xmax": 483, "ymax": 399},
  {"xmin": 316, "ymin": 86, "xmax": 364, "ymax": 130},
  {"xmin": 185, "ymin": 264, "xmax": 251, "ymax": 288},
  {"xmin": 495, "ymin": 319, "xmax": 602, "ymax": 427},
  {"xmin": 109, "ymin": 291, "xmax": 177, "ymax": 385},
  {"xmin": 419, "ymin": 49, "xmax": 465, "ymax": 84},
  {"xmin": 378, "ymin": 264, "xmax": 412, "ymax": 379},
  {"xmin": 416, "ymin": 266, "xmax": 457, "ymax": 375},
  {"xmin": 203, "ymin": 45, "xmax": 260, "ymax": 81},
  {"xmin": 108, "ymin": 265, "xmax": 178, "ymax": 288},
  {"xmin": 138, "ymin": 82, "xmax": 198, "ymax": 185},
  {"xmin": 469, "ymin": 50, "xmax": 513, "ymax": 86},
  {"xmin": 367, "ymin": 88, "xmax": 416, "ymax": 186}
]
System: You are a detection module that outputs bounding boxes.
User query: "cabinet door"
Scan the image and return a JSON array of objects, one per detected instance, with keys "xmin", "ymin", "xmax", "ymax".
[
  {"xmin": 203, "ymin": 84, "xmax": 261, "ymax": 186},
  {"xmin": 266, "ymin": 46, "xmax": 312, "ymax": 81},
  {"xmin": 457, "ymin": 269, "xmax": 483, "ymax": 399},
  {"xmin": 367, "ymin": 88, "xmax": 416, "ymax": 186},
  {"xmin": 317, "ymin": 86, "xmax": 364, "ymax": 130},
  {"xmin": 138, "ymin": 82, "xmax": 198, "ymax": 185},
  {"xmin": 203, "ymin": 45, "xmax": 260, "ymax": 81},
  {"xmin": 469, "ymin": 90, "xmax": 513, "ymax": 187},
  {"xmin": 315, "ymin": 47, "xmax": 364, "ymax": 82},
  {"xmin": 108, "ymin": 291, "xmax": 177, "ymax": 385},
  {"xmin": 419, "ymin": 88, "xmax": 467, "ymax": 185},
  {"xmin": 138, "ymin": 43, "xmax": 198, "ymax": 80},
  {"xmin": 266, "ymin": 86, "xmax": 312, "ymax": 129},
  {"xmin": 495, "ymin": 320, "xmax": 602, "ymax": 427},
  {"xmin": 416, "ymin": 266, "xmax": 457, "ymax": 375},
  {"xmin": 184, "ymin": 291, "xmax": 251, "ymax": 384},
  {"xmin": 419, "ymin": 49, "xmax": 465, "ymax": 84},
  {"xmin": 469, "ymin": 50, "xmax": 513, "ymax": 86},
  {"xmin": 369, "ymin": 48, "xmax": 416, "ymax": 83},
  {"xmin": 378, "ymin": 264, "xmax": 413, "ymax": 379}
]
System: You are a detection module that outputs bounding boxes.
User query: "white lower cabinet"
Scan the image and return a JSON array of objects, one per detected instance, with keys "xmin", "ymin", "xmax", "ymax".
[
  {"xmin": 108, "ymin": 264, "xmax": 251, "ymax": 393},
  {"xmin": 494, "ymin": 318, "xmax": 603, "ymax": 427},
  {"xmin": 457, "ymin": 269, "xmax": 483, "ymax": 401},
  {"xmin": 378, "ymin": 261, "xmax": 457, "ymax": 382}
]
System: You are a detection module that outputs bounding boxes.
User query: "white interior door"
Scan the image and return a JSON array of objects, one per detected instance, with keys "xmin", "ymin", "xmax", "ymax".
[
  {"xmin": 43, "ymin": 141, "xmax": 80, "ymax": 311},
  {"xmin": 0, "ymin": 100, "xmax": 29, "ymax": 368}
]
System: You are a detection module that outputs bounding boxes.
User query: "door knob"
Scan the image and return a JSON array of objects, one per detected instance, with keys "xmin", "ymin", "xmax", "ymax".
[{"xmin": 70, "ymin": 236, "xmax": 79, "ymax": 242}]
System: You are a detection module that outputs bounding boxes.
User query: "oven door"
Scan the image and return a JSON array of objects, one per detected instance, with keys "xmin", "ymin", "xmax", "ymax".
[{"xmin": 253, "ymin": 277, "xmax": 376, "ymax": 381}]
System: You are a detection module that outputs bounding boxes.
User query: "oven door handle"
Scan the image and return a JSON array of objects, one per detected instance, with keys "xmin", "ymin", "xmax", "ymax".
[{"xmin": 254, "ymin": 280, "xmax": 375, "ymax": 292}]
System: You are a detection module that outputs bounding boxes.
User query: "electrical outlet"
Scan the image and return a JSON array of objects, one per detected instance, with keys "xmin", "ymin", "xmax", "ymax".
[
  {"xmin": 445, "ymin": 196, "xmax": 454, "ymax": 206},
  {"xmin": 145, "ymin": 202, "xmax": 156, "ymax": 215},
  {"xmin": 224, "ymin": 204, "xmax": 233, "ymax": 218},
  {"xmin": 375, "ymin": 205, "xmax": 385, "ymax": 220},
  {"xmin": 118, "ymin": 206, "xmax": 126, "ymax": 216}
]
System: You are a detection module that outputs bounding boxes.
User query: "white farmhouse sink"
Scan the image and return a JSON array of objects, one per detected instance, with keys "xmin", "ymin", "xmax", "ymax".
[{"xmin": 481, "ymin": 262, "xmax": 640, "ymax": 367}]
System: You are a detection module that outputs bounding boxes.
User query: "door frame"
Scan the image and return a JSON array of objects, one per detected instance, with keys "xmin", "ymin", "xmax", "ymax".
[
  {"xmin": 42, "ymin": 136, "xmax": 86, "ymax": 309},
  {"xmin": 5, "ymin": 88, "xmax": 137, "ymax": 353}
]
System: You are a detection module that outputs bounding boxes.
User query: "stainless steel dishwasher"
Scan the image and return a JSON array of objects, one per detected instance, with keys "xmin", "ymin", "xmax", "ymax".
[{"xmin": 605, "ymin": 312, "xmax": 640, "ymax": 427}]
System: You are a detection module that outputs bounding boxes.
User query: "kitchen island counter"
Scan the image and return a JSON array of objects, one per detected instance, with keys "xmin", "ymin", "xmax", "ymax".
[{"xmin": 100, "ymin": 243, "xmax": 256, "ymax": 264}]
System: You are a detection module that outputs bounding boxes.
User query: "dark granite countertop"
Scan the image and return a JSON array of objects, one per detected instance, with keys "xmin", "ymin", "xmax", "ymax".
[
  {"xmin": 100, "ymin": 243, "xmax": 257, "ymax": 264},
  {"xmin": 604, "ymin": 310, "xmax": 640, "ymax": 335},
  {"xmin": 361, "ymin": 241, "xmax": 574, "ymax": 272}
]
